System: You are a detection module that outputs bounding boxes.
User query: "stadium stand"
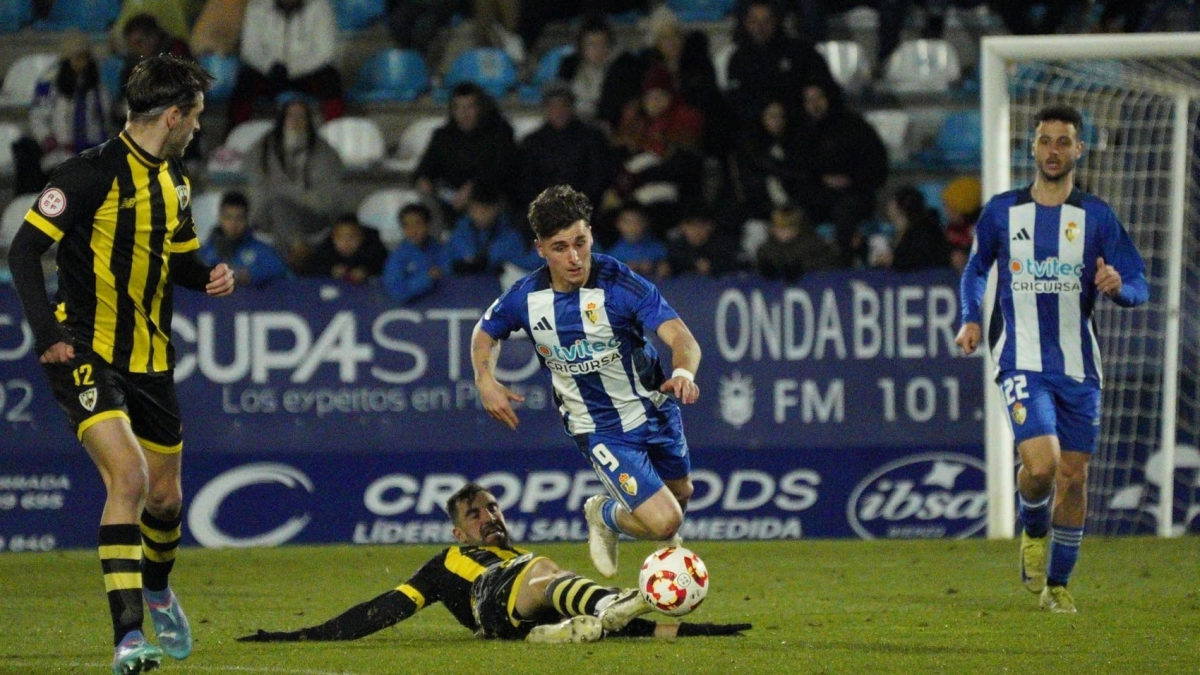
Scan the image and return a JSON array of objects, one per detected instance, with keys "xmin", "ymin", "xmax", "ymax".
[
  {"xmin": 191, "ymin": 190, "xmax": 225, "ymax": 246},
  {"xmin": 34, "ymin": 0, "xmax": 122, "ymax": 32},
  {"xmin": 357, "ymin": 187, "xmax": 425, "ymax": 249},
  {"xmin": 440, "ymin": 48, "xmax": 520, "ymax": 101},
  {"xmin": 332, "ymin": 0, "xmax": 386, "ymax": 31},
  {"xmin": 0, "ymin": 54, "xmax": 59, "ymax": 108},
  {"xmin": 518, "ymin": 44, "xmax": 575, "ymax": 103},
  {"xmin": 350, "ymin": 49, "xmax": 431, "ymax": 103},
  {"xmin": 0, "ymin": 1, "xmax": 32, "ymax": 33},
  {"xmin": 0, "ymin": 193, "xmax": 37, "ymax": 250},
  {"xmin": 199, "ymin": 53, "xmax": 241, "ymax": 104},
  {"xmin": 667, "ymin": 0, "xmax": 737, "ymax": 23},
  {"xmin": 318, "ymin": 116, "xmax": 386, "ymax": 169},
  {"xmin": 385, "ymin": 115, "xmax": 444, "ymax": 173},
  {"xmin": 882, "ymin": 38, "xmax": 962, "ymax": 93},
  {"xmin": 0, "ymin": 122, "xmax": 21, "ymax": 175},
  {"xmin": 817, "ymin": 40, "xmax": 870, "ymax": 94}
]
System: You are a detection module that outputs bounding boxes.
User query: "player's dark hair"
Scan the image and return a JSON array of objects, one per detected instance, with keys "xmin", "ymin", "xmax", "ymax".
[
  {"xmin": 400, "ymin": 203, "xmax": 432, "ymax": 223},
  {"xmin": 125, "ymin": 55, "xmax": 213, "ymax": 123},
  {"xmin": 445, "ymin": 482, "xmax": 491, "ymax": 523},
  {"xmin": 220, "ymin": 191, "xmax": 249, "ymax": 210},
  {"xmin": 527, "ymin": 184, "xmax": 593, "ymax": 240},
  {"xmin": 1035, "ymin": 105, "xmax": 1084, "ymax": 133}
]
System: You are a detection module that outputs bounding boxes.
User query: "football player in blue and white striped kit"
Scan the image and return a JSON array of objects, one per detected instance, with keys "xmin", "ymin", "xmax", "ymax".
[
  {"xmin": 956, "ymin": 105, "xmax": 1148, "ymax": 614},
  {"xmin": 471, "ymin": 185, "xmax": 702, "ymax": 594}
]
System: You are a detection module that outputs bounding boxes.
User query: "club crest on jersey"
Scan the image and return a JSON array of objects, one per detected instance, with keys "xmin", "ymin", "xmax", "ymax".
[
  {"xmin": 78, "ymin": 387, "xmax": 98, "ymax": 412},
  {"xmin": 1065, "ymin": 221, "xmax": 1078, "ymax": 242},
  {"xmin": 1012, "ymin": 402, "xmax": 1026, "ymax": 425},
  {"xmin": 585, "ymin": 302, "xmax": 598, "ymax": 324},
  {"xmin": 176, "ymin": 184, "xmax": 191, "ymax": 209},
  {"xmin": 619, "ymin": 473, "xmax": 638, "ymax": 497}
]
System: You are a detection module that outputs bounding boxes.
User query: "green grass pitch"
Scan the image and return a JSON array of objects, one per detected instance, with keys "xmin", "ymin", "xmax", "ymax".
[{"xmin": 1, "ymin": 537, "xmax": 1197, "ymax": 675}]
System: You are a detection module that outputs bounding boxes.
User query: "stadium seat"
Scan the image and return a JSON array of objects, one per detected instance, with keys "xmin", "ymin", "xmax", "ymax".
[
  {"xmin": 332, "ymin": 0, "xmax": 385, "ymax": 30},
  {"xmin": 863, "ymin": 109, "xmax": 910, "ymax": 165},
  {"xmin": 510, "ymin": 113, "xmax": 542, "ymax": 142},
  {"xmin": 205, "ymin": 119, "xmax": 274, "ymax": 176},
  {"xmin": 667, "ymin": 0, "xmax": 736, "ymax": 22},
  {"xmin": 350, "ymin": 49, "xmax": 430, "ymax": 103},
  {"xmin": 357, "ymin": 188, "xmax": 425, "ymax": 249},
  {"xmin": 0, "ymin": 194, "xmax": 38, "ymax": 250},
  {"xmin": 384, "ymin": 115, "xmax": 444, "ymax": 173},
  {"xmin": 816, "ymin": 40, "xmax": 869, "ymax": 94},
  {"xmin": 100, "ymin": 54, "xmax": 125, "ymax": 100},
  {"xmin": 318, "ymin": 117, "xmax": 385, "ymax": 170},
  {"xmin": 199, "ymin": 53, "xmax": 241, "ymax": 104},
  {"xmin": 34, "ymin": 0, "xmax": 121, "ymax": 31},
  {"xmin": 0, "ymin": 123, "xmax": 22, "ymax": 175},
  {"xmin": 882, "ymin": 39, "xmax": 961, "ymax": 93},
  {"xmin": 442, "ymin": 48, "xmax": 519, "ymax": 100},
  {"xmin": 0, "ymin": 54, "xmax": 59, "ymax": 108},
  {"xmin": 518, "ymin": 44, "xmax": 575, "ymax": 103},
  {"xmin": 712, "ymin": 42, "xmax": 735, "ymax": 91},
  {"xmin": 190, "ymin": 191, "xmax": 224, "ymax": 246},
  {"xmin": 915, "ymin": 180, "xmax": 948, "ymax": 222},
  {"xmin": 0, "ymin": 1, "xmax": 32, "ymax": 33},
  {"xmin": 926, "ymin": 109, "xmax": 981, "ymax": 170}
]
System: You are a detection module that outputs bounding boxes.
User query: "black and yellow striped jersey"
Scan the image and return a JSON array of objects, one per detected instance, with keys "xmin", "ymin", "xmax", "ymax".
[
  {"xmin": 397, "ymin": 544, "xmax": 529, "ymax": 631},
  {"xmin": 22, "ymin": 130, "xmax": 199, "ymax": 373}
]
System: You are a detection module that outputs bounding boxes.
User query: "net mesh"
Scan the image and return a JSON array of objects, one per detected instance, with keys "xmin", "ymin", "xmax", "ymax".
[{"xmin": 1008, "ymin": 58, "xmax": 1200, "ymax": 535}]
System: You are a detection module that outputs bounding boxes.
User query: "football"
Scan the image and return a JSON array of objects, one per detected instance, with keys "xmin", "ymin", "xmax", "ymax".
[{"xmin": 638, "ymin": 546, "xmax": 709, "ymax": 616}]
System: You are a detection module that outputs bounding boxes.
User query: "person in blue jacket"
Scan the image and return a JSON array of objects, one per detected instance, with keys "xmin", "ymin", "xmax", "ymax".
[
  {"xmin": 444, "ymin": 183, "xmax": 527, "ymax": 275},
  {"xmin": 199, "ymin": 192, "xmax": 288, "ymax": 287},
  {"xmin": 382, "ymin": 202, "xmax": 447, "ymax": 304}
]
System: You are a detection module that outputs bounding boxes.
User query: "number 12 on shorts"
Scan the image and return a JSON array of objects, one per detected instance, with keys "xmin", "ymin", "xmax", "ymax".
[{"xmin": 1002, "ymin": 374, "xmax": 1029, "ymax": 405}]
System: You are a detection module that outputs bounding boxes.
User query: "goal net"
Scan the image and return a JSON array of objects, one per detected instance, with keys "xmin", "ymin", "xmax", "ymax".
[{"xmin": 981, "ymin": 33, "xmax": 1200, "ymax": 537}]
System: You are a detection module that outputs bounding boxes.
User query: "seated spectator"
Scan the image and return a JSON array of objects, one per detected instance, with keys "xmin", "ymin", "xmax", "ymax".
[
  {"xmin": 607, "ymin": 205, "xmax": 667, "ymax": 278},
  {"xmin": 794, "ymin": 79, "xmax": 888, "ymax": 268},
  {"xmin": 383, "ymin": 203, "xmax": 447, "ymax": 304},
  {"xmin": 385, "ymin": 0, "xmax": 468, "ymax": 57},
  {"xmin": 558, "ymin": 14, "xmax": 641, "ymax": 125},
  {"xmin": 941, "ymin": 175, "xmax": 981, "ymax": 273},
  {"xmin": 246, "ymin": 95, "xmax": 346, "ymax": 272},
  {"xmin": 414, "ymin": 83, "xmax": 519, "ymax": 219},
  {"xmin": 444, "ymin": 184, "xmax": 526, "ymax": 275},
  {"xmin": 306, "ymin": 214, "xmax": 389, "ymax": 283},
  {"xmin": 199, "ymin": 192, "xmax": 289, "ymax": 287},
  {"xmin": 519, "ymin": 81, "xmax": 614, "ymax": 213},
  {"xmin": 230, "ymin": 0, "xmax": 345, "ymax": 125},
  {"xmin": 756, "ymin": 205, "xmax": 839, "ymax": 281},
  {"xmin": 110, "ymin": 0, "xmax": 195, "ymax": 48},
  {"xmin": 115, "ymin": 14, "xmax": 193, "ymax": 126},
  {"xmin": 664, "ymin": 210, "xmax": 738, "ymax": 278},
  {"xmin": 726, "ymin": 0, "xmax": 834, "ymax": 128},
  {"xmin": 874, "ymin": 186, "xmax": 951, "ymax": 272},
  {"xmin": 733, "ymin": 100, "xmax": 804, "ymax": 222},
  {"xmin": 28, "ymin": 31, "xmax": 111, "ymax": 175}
]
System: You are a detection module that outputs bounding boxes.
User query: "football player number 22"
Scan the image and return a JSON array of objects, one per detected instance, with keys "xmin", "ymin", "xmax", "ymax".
[{"xmin": 1002, "ymin": 375, "xmax": 1029, "ymax": 405}]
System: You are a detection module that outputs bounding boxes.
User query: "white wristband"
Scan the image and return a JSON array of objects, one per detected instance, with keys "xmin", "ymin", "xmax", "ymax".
[{"xmin": 671, "ymin": 368, "xmax": 695, "ymax": 382}]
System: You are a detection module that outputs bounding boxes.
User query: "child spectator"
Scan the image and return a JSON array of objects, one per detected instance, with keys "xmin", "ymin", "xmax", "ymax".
[
  {"xmin": 306, "ymin": 214, "xmax": 389, "ymax": 283},
  {"xmin": 444, "ymin": 184, "xmax": 526, "ymax": 275},
  {"xmin": 665, "ymin": 210, "xmax": 738, "ymax": 277},
  {"xmin": 607, "ymin": 205, "xmax": 667, "ymax": 278},
  {"xmin": 199, "ymin": 192, "xmax": 289, "ymax": 287},
  {"xmin": 383, "ymin": 203, "xmax": 447, "ymax": 304},
  {"xmin": 756, "ymin": 206, "xmax": 839, "ymax": 281}
]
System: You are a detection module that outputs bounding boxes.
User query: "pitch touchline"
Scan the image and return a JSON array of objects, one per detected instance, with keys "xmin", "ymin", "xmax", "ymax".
[{"xmin": 62, "ymin": 663, "xmax": 370, "ymax": 675}]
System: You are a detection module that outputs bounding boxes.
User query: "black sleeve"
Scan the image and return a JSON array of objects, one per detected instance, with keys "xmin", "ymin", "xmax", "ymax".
[
  {"xmin": 676, "ymin": 621, "xmax": 753, "ymax": 637},
  {"xmin": 236, "ymin": 590, "xmax": 419, "ymax": 642},
  {"xmin": 7, "ymin": 225, "xmax": 67, "ymax": 356},
  {"xmin": 170, "ymin": 249, "xmax": 213, "ymax": 291}
]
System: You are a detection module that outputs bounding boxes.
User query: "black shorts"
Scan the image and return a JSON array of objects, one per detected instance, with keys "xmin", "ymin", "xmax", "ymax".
[
  {"xmin": 43, "ymin": 352, "xmax": 182, "ymax": 452},
  {"xmin": 471, "ymin": 553, "xmax": 545, "ymax": 640}
]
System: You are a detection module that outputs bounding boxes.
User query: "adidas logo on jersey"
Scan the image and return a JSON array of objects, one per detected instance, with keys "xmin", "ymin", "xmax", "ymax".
[
  {"xmin": 1012, "ymin": 228, "xmax": 1031, "ymax": 241},
  {"xmin": 533, "ymin": 316, "xmax": 553, "ymax": 331}
]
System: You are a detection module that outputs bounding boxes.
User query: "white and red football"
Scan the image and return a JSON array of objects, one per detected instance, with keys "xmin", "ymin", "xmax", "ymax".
[{"xmin": 638, "ymin": 546, "xmax": 709, "ymax": 616}]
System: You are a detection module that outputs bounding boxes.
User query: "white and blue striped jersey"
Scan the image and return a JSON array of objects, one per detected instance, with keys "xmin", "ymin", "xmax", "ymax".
[
  {"xmin": 961, "ymin": 187, "xmax": 1148, "ymax": 383},
  {"xmin": 480, "ymin": 253, "xmax": 681, "ymax": 435}
]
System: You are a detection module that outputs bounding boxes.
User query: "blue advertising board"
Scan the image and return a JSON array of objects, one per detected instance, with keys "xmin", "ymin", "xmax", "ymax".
[{"xmin": 0, "ymin": 270, "xmax": 994, "ymax": 549}]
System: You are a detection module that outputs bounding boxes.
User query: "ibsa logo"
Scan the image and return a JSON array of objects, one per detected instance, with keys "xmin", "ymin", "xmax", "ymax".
[
  {"xmin": 847, "ymin": 453, "xmax": 987, "ymax": 540},
  {"xmin": 1009, "ymin": 257, "xmax": 1083, "ymax": 278},
  {"xmin": 188, "ymin": 463, "xmax": 314, "ymax": 548},
  {"xmin": 1108, "ymin": 444, "xmax": 1200, "ymax": 535}
]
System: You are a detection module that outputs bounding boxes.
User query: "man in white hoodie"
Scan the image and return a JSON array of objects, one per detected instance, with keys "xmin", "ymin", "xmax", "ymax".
[{"xmin": 229, "ymin": 0, "xmax": 345, "ymax": 125}]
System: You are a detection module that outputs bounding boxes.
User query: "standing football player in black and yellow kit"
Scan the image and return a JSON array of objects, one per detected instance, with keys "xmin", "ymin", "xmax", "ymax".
[
  {"xmin": 6, "ymin": 55, "xmax": 234, "ymax": 675},
  {"xmin": 238, "ymin": 483, "xmax": 751, "ymax": 644}
]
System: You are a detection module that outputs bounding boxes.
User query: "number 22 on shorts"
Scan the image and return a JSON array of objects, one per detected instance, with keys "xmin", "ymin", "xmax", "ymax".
[{"xmin": 1002, "ymin": 374, "xmax": 1029, "ymax": 405}]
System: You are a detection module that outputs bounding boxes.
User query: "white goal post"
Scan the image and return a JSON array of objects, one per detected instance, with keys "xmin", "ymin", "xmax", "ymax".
[{"xmin": 980, "ymin": 33, "xmax": 1200, "ymax": 539}]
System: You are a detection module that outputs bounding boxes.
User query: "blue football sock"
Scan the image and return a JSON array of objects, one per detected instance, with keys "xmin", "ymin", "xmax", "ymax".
[
  {"xmin": 1047, "ymin": 525, "xmax": 1083, "ymax": 586},
  {"xmin": 1018, "ymin": 491, "xmax": 1051, "ymax": 538},
  {"xmin": 600, "ymin": 498, "xmax": 632, "ymax": 536}
]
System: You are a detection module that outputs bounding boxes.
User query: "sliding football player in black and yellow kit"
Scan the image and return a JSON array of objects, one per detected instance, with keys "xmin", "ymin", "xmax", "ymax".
[{"xmin": 238, "ymin": 483, "xmax": 750, "ymax": 644}]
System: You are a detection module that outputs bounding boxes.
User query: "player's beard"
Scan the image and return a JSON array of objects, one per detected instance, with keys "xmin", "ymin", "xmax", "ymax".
[
  {"xmin": 1037, "ymin": 154, "xmax": 1074, "ymax": 184},
  {"xmin": 162, "ymin": 125, "xmax": 193, "ymax": 159}
]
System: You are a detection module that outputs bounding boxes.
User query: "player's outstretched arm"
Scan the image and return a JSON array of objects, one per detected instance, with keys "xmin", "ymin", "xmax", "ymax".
[
  {"xmin": 471, "ymin": 321, "xmax": 524, "ymax": 429},
  {"xmin": 236, "ymin": 590, "xmax": 418, "ymax": 642},
  {"xmin": 655, "ymin": 318, "xmax": 701, "ymax": 404}
]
